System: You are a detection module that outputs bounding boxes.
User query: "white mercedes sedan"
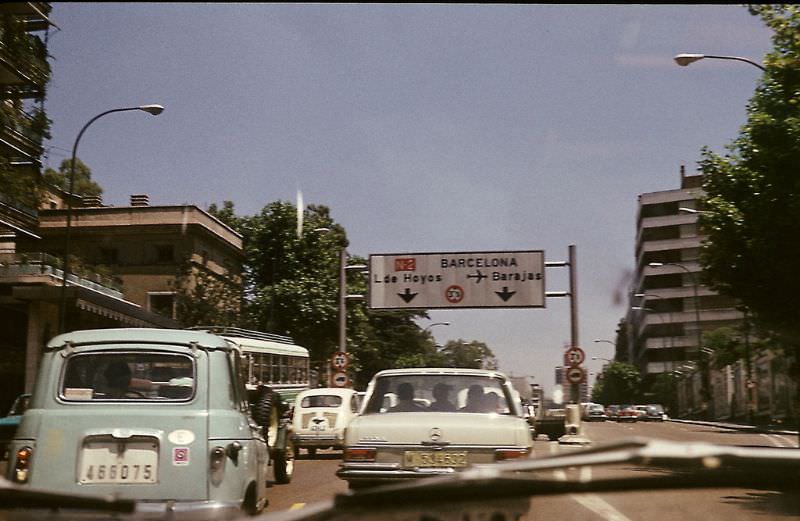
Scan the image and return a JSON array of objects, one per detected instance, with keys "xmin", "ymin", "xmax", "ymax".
[{"xmin": 337, "ymin": 368, "xmax": 533, "ymax": 489}]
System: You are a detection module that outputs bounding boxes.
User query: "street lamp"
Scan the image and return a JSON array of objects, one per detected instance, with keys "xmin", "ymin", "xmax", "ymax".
[
  {"xmin": 673, "ymin": 53, "xmax": 765, "ymax": 71},
  {"xmin": 647, "ymin": 261, "xmax": 710, "ymax": 418},
  {"xmin": 423, "ymin": 322, "xmax": 450, "ymax": 334},
  {"xmin": 58, "ymin": 104, "xmax": 165, "ymax": 333}
]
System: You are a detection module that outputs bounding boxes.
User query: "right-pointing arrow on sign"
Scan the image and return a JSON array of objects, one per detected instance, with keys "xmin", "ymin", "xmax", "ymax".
[
  {"xmin": 398, "ymin": 288, "xmax": 418, "ymax": 303},
  {"xmin": 495, "ymin": 287, "xmax": 516, "ymax": 302}
]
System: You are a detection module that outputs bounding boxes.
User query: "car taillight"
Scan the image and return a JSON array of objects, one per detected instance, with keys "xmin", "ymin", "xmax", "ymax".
[
  {"xmin": 344, "ymin": 448, "xmax": 376, "ymax": 462},
  {"xmin": 494, "ymin": 448, "xmax": 531, "ymax": 461},
  {"xmin": 13, "ymin": 446, "xmax": 32, "ymax": 483},
  {"xmin": 210, "ymin": 446, "xmax": 226, "ymax": 471}
]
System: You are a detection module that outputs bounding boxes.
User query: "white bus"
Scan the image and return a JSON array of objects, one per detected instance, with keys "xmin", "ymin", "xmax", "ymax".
[{"xmin": 191, "ymin": 326, "xmax": 310, "ymax": 402}]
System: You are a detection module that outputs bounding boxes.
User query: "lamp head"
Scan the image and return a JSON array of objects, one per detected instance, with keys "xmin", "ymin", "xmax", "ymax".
[
  {"xmin": 138, "ymin": 104, "xmax": 165, "ymax": 116},
  {"xmin": 674, "ymin": 53, "xmax": 705, "ymax": 67}
]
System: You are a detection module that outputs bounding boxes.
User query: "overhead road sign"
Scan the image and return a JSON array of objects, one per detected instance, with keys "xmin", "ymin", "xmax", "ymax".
[{"xmin": 368, "ymin": 250, "xmax": 545, "ymax": 310}]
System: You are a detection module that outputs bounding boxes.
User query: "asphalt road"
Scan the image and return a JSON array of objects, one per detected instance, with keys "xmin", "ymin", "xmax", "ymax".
[{"xmin": 263, "ymin": 420, "xmax": 800, "ymax": 519}]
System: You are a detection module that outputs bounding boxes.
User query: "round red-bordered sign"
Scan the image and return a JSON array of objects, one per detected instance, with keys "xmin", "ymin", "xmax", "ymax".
[
  {"xmin": 566, "ymin": 366, "xmax": 585, "ymax": 384},
  {"xmin": 445, "ymin": 285, "xmax": 465, "ymax": 304}
]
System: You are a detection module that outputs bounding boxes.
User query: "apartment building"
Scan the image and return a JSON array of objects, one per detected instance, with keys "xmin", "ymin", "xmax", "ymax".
[
  {"xmin": 0, "ymin": 2, "xmax": 53, "ymax": 244},
  {"xmin": 630, "ymin": 168, "xmax": 743, "ymax": 380}
]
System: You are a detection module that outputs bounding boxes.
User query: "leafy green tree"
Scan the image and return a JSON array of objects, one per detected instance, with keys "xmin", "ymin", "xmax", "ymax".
[
  {"xmin": 699, "ymin": 5, "xmax": 800, "ymax": 342},
  {"xmin": 173, "ymin": 258, "xmax": 242, "ymax": 328},
  {"xmin": 591, "ymin": 362, "xmax": 641, "ymax": 405},
  {"xmin": 42, "ymin": 158, "xmax": 103, "ymax": 198},
  {"xmin": 438, "ymin": 340, "xmax": 498, "ymax": 369}
]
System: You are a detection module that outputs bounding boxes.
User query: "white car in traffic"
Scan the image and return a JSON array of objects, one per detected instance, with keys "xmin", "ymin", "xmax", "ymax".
[
  {"xmin": 336, "ymin": 368, "xmax": 533, "ymax": 489},
  {"xmin": 291, "ymin": 388, "xmax": 361, "ymax": 457}
]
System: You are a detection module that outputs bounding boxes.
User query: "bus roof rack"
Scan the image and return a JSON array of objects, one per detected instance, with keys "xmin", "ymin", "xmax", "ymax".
[{"xmin": 187, "ymin": 326, "xmax": 296, "ymax": 345}]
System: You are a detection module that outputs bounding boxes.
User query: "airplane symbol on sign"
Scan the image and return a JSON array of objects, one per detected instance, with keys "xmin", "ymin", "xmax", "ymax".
[{"xmin": 466, "ymin": 270, "xmax": 487, "ymax": 284}]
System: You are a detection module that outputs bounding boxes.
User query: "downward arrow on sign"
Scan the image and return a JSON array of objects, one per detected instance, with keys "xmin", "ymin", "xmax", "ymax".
[
  {"xmin": 495, "ymin": 287, "xmax": 516, "ymax": 302},
  {"xmin": 398, "ymin": 288, "xmax": 418, "ymax": 303}
]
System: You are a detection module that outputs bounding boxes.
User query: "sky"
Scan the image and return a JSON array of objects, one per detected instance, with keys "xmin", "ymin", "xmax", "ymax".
[{"xmin": 41, "ymin": 4, "xmax": 774, "ymax": 396}]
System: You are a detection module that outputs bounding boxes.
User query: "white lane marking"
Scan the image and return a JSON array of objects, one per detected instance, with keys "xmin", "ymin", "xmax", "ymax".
[
  {"xmin": 546, "ymin": 440, "xmax": 621, "ymax": 520},
  {"xmin": 572, "ymin": 493, "xmax": 635, "ymax": 521},
  {"xmin": 760, "ymin": 433, "xmax": 797, "ymax": 448}
]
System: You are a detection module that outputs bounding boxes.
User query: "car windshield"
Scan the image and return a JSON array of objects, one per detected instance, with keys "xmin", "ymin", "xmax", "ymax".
[
  {"xmin": 362, "ymin": 374, "xmax": 513, "ymax": 414},
  {"xmin": 61, "ymin": 353, "xmax": 195, "ymax": 401}
]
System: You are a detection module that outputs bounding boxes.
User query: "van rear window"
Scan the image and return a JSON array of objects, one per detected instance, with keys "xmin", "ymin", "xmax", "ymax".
[{"xmin": 61, "ymin": 352, "xmax": 195, "ymax": 401}]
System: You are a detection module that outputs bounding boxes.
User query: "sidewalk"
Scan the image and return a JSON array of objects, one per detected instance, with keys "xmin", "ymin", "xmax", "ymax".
[{"xmin": 669, "ymin": 418, "xmax": 799, "ymax": 436}]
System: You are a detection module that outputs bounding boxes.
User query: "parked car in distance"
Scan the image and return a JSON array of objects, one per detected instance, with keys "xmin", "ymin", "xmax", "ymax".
[
  {"xmin": 583, "ymin": 403, "xmax": 608, "ymax": 422},
  {"xmin": 616, "ymin": 405, "xmax": 639, "ymax": 422},
  {"xmin": 647, "ymin": 403, "xmax": 668, "ymax": 421},
  {"xmin": 635, "ymin": 404, "xmax": 666, "ymax": 422},
  {"xmin": 7, "ymin": 328, "xmax": 271, "ymax": 516},
  {"xmin": 337, "ymin": 368, "xmax": 533, "ymax": 489},
  {"xmin": 291, "ymin": 387, "xmax": 361, "ymax": 457},
  {"xmin": 605, "ymin": 404, "xmax": 621, "ymax": 421}
]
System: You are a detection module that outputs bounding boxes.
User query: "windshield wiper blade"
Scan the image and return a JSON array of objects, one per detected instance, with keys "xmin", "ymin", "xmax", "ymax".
[
  {"xmin": 334, "ymin": 438, "xmax": 800, "ymax": 507},
  {"xmin": 0, "ymin": 478, "xmax": 135, "ymax": 512}
]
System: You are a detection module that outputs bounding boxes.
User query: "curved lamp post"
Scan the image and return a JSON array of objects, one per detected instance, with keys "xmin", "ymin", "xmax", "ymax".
[
  {"xmin": 58, "ymin": 104, "xmax": 165, "ymax": 334},
  {"xmin": 647, "ymin": 261, "xmax": 710, "ymax": 418},
  {"xmin": 423, "ymin": 322, "xmax": 450, "ymax": 334},
  {"xmin": 673, "ymin": 53, "xmax": 765, "ymax": 71}
]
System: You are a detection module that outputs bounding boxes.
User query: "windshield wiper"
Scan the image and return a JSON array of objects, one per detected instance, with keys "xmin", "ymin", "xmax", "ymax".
[
  {"xmin": 335, "ymin": 437, "xmax": 800, "ymax": 507},
  {"xmin": 0, "ymin": 477, "xmax": 135, "ymax": 512}
]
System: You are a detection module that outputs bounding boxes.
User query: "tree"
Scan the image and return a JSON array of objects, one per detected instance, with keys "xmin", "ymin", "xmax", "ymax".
[
  {"xmin": 699, "ymin": 6, "xmax": 800, "ymax": 342},
  {"xmin": 173, "ymin": 257, "xmax": 242, "ymax": 328},
  {"xmin": 591, "ymin": 362, "xmax": 641, "ymax": 405},
  {"xmin": 42, "ymin": 158, "xmax": 103, "ymax": 198},
  {"xmin": 438, "ymin": 340, "xmax": 498, "ymax": 369}
]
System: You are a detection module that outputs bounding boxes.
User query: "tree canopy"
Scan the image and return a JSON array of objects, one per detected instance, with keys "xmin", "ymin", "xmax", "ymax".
[
  {"xmin": 42, "ymin": 158, "xmax": 103, "ymax": 198},
  {"xmin": 699, "ymin": 5, "xmax": 800, "ymax": 342}
]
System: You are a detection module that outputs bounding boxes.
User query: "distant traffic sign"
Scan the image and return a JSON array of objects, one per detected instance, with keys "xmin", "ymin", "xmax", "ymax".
[
  {"xmin": 565, "ymin": 366, "xmax": 585, "ymax": 384},
  {"xmin": 368, "ymin": 251, "xmax": 545, "ymax": 310},
  {"xmin": 564, "ymin": 347, "xmax": 585, "ymax": 367},
  {"xmin": 332, "ymin": 371, "xmax": 349, "ymax": 388},
  {"xmin": 331, "ymin": 352, "xmax": 349, "ymax": 370}
]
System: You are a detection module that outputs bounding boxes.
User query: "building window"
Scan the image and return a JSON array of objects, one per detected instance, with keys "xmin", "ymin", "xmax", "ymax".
[
  {"xmin": 154, "ymin": 244, "xmax": 174, "ymax": 263},
  {"xmin": 148, "ymin": 292, "xmax": 176, "ymax": 318}
]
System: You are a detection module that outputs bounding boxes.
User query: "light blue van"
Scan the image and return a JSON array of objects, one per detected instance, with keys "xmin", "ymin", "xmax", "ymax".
[{"xmin": 7, "ymin": 328, "xmax": 270, "ymax": 517}]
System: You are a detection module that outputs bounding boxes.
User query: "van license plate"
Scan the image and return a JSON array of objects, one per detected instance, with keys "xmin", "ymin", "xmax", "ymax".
[
  {"xmin": 404, "ymin": 451, "xmax": 468, "ymax": 468},
  {"xmin": 79, "ymin": 440, "xmax": 159, "ymax": 484}
]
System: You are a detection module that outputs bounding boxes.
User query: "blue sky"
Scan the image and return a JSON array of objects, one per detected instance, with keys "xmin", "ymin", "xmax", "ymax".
[{"xmin": 42, "ymin": 4, "xmax": 774, "ymax": 394}]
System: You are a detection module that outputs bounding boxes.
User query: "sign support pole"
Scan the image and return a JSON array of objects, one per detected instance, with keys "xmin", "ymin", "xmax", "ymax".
[{"xmin": 569, "ymin": 245, "xmax": 580, "ymax": 404}]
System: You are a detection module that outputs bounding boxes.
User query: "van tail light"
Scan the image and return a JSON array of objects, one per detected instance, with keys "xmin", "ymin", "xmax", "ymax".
[
  {"xmin": 494, "ymin": 448, "xmax": 531, "ymax": 461},
  {"xmin": 13, "ymin": 446, "xmax": 33, "ymax": 483},
  {"xmin": 344, "ymin": 448, "xmax": 376, "ymax": 462}
]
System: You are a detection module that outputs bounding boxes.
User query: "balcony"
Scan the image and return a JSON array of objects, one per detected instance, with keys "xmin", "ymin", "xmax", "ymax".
[
  {"xmin": 0, "ymin": 106, "xmax": 45, "ymax": 160},
  {"xmin": 0, "ymin": 252, "xmax": 124, "ymax": 298},
  {"xmin": 0, "ymin": 27, "xmax": 49, "ymax": 97},
  {"xmin": 0, "ymin": 191, "xmax": 38, "ymax": 238}
]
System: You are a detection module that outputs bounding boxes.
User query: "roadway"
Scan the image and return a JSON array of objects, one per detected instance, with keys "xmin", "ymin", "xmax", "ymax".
[{"xmin": 264, "ymin": 419, "xmax": 800, "ymax": 519}]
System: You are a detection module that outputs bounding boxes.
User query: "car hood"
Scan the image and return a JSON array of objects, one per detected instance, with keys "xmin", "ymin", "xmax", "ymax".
[{"xmin": 346, "ymin": 412, "xmax": 530, "ymax": 446}]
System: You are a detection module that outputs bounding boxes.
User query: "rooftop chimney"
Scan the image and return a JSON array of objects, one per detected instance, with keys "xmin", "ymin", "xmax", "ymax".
[{"xmin": 130, "ymin": 194, "xmax": 150, "ymax": 207}]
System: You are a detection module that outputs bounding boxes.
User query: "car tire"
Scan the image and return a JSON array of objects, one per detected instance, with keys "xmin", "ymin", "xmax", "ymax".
[
  {"xmin": 253, "ymin": 387, "xmax": 280, "ymax": 447},
  {"xmin": 274, "ymin": 438, "xmax": 295, "ymax": 484}
]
